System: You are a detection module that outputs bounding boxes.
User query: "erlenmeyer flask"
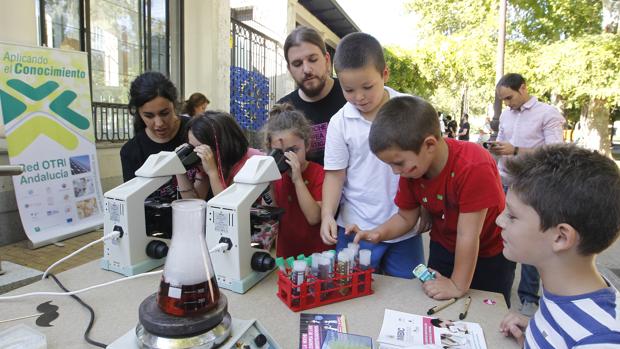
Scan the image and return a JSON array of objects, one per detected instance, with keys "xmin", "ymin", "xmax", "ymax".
[{"xmin": 157, "ymin": 199, "xmax": 220, "ymax": 316}]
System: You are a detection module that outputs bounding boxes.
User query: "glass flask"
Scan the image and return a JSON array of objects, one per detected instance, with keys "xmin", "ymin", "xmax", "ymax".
[{"xmin": 157, "ymin": 199, "xmax": 220, "ymax": 316}]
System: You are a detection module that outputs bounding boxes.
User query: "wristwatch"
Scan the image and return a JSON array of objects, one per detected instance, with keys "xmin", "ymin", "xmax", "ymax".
[{"xmin": 513, "ymin": 146, "xmax": 519, "ymax": 156}]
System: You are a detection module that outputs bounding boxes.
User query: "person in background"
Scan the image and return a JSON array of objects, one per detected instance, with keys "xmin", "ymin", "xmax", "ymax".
[
  {"xmin": 278, "ymin": 26, "xmax": 347, "ymax": 166},
  {"xmin": 175, "ymin": 111, "xmax": 262, "ymax": 199},
  {"xmin": 120, "ymin": 71, "xmax": 189, "ymax": 202},
  {"xmin": 498, "ymin": 144, "xmax": 620, "ymax": 348},
  {"xmin": 458, "ymin": 113, "xmax": 470, "ymax": 141},
  {"xmin": 490, "ymin": 72, "xmax": 566, "ymax": 317},
  {"xmin": 263, "ymin": 104, "xmax": 330, "ymax": 258},
  {"xmin": 320, "ymin": 33, "xmax": 425, "ymax": 279},
  {"xmin": 181, "ymin": 92, "xmax": 209, "ymax": 117}
]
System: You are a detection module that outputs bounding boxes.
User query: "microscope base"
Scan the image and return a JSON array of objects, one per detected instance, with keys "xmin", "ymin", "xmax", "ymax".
[
  {"xmin": 100, "ymin": 257, "xmax": 165, "ymax": 277},
  {"xmin": 217, "ymin": 269, "xmax": 274, "ymax": 294}
]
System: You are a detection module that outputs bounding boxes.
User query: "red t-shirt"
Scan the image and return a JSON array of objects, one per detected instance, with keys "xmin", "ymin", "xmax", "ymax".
[
  {"xmin": 394, "ymin": 138, "xmax": 505, "ymax": 257},
  {"xmin": 273, "ymin": 161, "xmax": 330, "ymax": 258}
]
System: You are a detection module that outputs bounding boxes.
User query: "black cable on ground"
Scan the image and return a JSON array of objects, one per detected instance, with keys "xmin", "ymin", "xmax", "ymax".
[{"xmin": 47, "ymin": 273, "xmax": 107, "ymax": 348}]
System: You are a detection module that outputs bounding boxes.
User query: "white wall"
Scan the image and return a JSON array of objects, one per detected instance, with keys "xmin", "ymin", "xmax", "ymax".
[
  {"xmin": 183, "ymin": 0, "xmax": 231, "ymax": 111},
  {"xmin": 0, "ymin": 1, "xmax": 38, "ymax": 46}
]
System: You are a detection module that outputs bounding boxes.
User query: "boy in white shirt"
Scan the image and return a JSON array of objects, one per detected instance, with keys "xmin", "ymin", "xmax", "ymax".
[{"xmin": 320, "ymin": 32, "xmax": 424, "ymax": 278}]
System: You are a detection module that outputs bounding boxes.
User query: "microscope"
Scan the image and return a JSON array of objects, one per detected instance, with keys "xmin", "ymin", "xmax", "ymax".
[{"xmin": 101, "ymin": 148, "xmax": 280, "ymax": 294}]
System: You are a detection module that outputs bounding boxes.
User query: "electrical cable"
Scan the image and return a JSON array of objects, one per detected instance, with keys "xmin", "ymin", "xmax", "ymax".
[
  {"xmin": 42, "ymin": 230, "xmax": 122, "ymax": 280},
  {"xmin": 48, "ymin": 273, "xmax": 107, "ymax": 348}
]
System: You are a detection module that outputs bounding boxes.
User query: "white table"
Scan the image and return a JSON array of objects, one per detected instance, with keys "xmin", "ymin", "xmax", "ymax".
[{"xmin": 1, "ymin": 260, "xmax": 518, "ymax": 348}]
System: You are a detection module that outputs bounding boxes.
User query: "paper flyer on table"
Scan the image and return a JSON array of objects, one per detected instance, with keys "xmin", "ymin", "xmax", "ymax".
[{"xmin": 377, "ymin": 309, "xmax": 487, "ymax": 349}]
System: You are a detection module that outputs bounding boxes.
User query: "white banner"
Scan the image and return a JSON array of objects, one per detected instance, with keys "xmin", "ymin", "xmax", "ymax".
[{"xmin": 0, "ymin": 42, "xmax": 103, "ymax": 247}]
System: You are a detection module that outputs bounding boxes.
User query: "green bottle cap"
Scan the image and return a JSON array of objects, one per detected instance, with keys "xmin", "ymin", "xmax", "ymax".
[
  {"xmin": 286, "ymin": 256, "xmax": 295, "ymax": 268},
  {"xmin": 275, "ymin": 257, "xmax": 284, "ymax": 267},
  {"xmin": 297, "ymin": 254, "xmax": 306, "ymax": 260}
]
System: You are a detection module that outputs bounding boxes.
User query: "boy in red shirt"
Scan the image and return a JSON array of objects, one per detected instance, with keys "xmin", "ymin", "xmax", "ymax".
[{"xmin": 348, "ymin": 96, "xmax": 515, "ymax": 305}]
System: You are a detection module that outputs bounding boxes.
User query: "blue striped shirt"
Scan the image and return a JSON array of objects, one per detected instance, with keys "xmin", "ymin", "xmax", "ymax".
[{"xmin": 525, "ymin": 285, "xmax": 620, "ymax": 348}]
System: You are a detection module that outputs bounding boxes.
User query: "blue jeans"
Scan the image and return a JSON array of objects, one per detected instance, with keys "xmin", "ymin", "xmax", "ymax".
[
  {"xmin": 336, "ymin": 226, "xmax": 424, "ymax": 279},
  {"xmin": 518, "ymin": 264, "xmax": 540, "ymax": 304}
]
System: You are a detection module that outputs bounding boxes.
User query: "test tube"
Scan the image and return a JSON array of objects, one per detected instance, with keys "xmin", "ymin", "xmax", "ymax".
[
  {"xmin": 286, "ymin": 256, "xmax": 295, "ymax": 272},
  {"xmin": 347, "ymin": 242, "xmax": 360, "ymax": 269},
  {"xmin": 337, "ymin": 251, "xmax": 351, "ymax": 296},
  {"xmin": 358, "ymin": 249, "xmax": 371, "ymax": 292},
  {"xmin": 317, "ymin": 255, "xmax": 331, "ymax": 300},
  {"xmin": 310, "ymin": 253, "xmax": 321, "ymax": 277},
  {"xmin": 291, "ymin": 260, "xmax": 307, "ymax": 306},
  {"xmin": 275, "ymin": 257, "xmax": 287, "ymax": 274}
]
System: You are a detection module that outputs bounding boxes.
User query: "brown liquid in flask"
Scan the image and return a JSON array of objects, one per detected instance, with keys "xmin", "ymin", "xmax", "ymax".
[
  {"xmin": 157, "ymin": 276, "xmax": 221, "ymax": 316},
  {"xmin": 156, "ymin": 199, "xmax": 220, "ymax": 316}
]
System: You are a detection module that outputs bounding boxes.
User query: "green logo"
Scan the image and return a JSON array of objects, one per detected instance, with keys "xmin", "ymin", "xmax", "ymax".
[{"xmin": 0, "ymin": 79, "xmax": 91, "ymax": 156}]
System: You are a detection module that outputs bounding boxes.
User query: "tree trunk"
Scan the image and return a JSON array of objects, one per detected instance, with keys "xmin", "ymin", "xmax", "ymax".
[{"xmin": 578, "ymin": 98, "xmax": 611, "ymax": 156}]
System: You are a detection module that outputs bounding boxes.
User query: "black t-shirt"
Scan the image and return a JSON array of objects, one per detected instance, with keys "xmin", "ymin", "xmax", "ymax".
[
  {"xmin": 458, "ymin": 121, "xmax": 470, "ymax": 141},
  {"xmin": 120, "ymin": 116, "xmax": 190, "ymax": 201},
  {"xmin": 277, "ymin": 78, "xmax": 347, "ymax": 165}
]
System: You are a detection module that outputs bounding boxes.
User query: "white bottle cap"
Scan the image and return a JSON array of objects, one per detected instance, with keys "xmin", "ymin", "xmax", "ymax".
[
  {"xmin": 293, "ymin": 260, "xmax": 307, "ymax": 272},
  {"xmin": 318, "ymin": 256, "xmax": 329, "ymax": 266},
  {"xmin": 359, "ymin": 249, "xmax": 371, "ymax": 266},
  {"xmin": 338, "ymin": 251, "xmax": 349, "ymax": 262},
  {"xmin": 347, "ymin": 242, "xmax": 359, "ymax": 252}
]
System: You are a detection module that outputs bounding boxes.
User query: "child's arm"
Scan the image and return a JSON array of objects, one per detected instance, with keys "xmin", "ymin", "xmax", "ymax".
[
  {"xmin": 500, "ymin": 311, "xmax": 528, "ymax": 347},
  {"xmin": 422, "ymin": 209, "xmax": 486, "ymax": 299},
  {"xmin": 320, "ymin": 169, "xmax": 346, "ymax": 244},
  {"xmin": 348, "ymin": 207, "xmax": 421, "ymax": 243},
  {"xmin": 286, "ymin": 152, "xmax": 321, "ymax": 225}
]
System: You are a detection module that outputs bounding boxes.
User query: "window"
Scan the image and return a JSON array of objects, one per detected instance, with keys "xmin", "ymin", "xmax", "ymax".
[
  {"xmin": 37, "ymin": 0, "xmax": 173, "ymax": 104},
  {"xmin": 38, "ymin": 0, "xmax": 84, "ymax": 51}
]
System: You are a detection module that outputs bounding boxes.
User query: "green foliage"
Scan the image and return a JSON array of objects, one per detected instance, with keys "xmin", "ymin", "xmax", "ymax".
[
  {"xmin": 508, "ymin": 33, "xmax": 620, "ymax": 108},
  {"xmin": 393, "ymin": 0, "xmax": 620, "ymax": 130},
  {"xmin": 509, "ymin": 0, "xmax": 603, "ymax": 43},
  {"xmin": 384, "ymin": 47, "xmax": 435, "ymax": 98}
]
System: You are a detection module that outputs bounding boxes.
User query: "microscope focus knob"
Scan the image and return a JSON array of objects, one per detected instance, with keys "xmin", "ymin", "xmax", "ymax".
[
  {"xmin": 146, "ymin": 240, "xmax": 169, "ymax": 259},
  {"xmin": 250, "ymin": 252, "xmax": 275, "ymax": 272}
]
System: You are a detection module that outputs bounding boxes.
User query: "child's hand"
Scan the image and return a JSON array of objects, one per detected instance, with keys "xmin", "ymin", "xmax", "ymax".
[
  {"xmin": 284, "ymin": 151, "xmax": 302, "ymax": 183},
  {"xmin": 346, "ymin": 224, "xmax": 381, "ymax": 244},
  {"xmin": 194, "ymin": 145, "xmax": 217, "ymax": 175},
  {"xmin": 422, "ymin": 269, "xmax": 465, "ymax": 300},
  {"xmin": 320, "ymin": 215, "xmax": 338, "ymax": 245},
  {"xmin": 499, "ymin": 311, "xmax": 529, "ymax": 347}
]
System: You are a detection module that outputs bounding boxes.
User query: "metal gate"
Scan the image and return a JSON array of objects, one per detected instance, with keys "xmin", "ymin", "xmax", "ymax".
[{"xmin": 230, "ymin": 18, "xmax": 287, "ymax": 147}]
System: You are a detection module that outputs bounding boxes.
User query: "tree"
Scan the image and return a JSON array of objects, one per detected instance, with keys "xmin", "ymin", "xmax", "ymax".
[{"xmin": 400, "ymin": 0, "xmax": 620, "ymax": 153}]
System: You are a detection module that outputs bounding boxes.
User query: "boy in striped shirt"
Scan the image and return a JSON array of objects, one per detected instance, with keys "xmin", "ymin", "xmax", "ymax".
[{"xmin": 497, "ymin": 144, "xmax": 620, "ymax": 348}]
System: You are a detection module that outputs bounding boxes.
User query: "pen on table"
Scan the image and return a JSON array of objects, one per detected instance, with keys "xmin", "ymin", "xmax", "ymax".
[
  {"xmin": 459, "ymin": 296, "xmax": 472, "ymax": 320},
  {"xmin": 427, "ymin": 297, "xmax": 458, "ymax": 315}
]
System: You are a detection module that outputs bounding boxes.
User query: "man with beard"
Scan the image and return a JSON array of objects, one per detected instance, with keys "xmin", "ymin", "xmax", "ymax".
[{"xmin": 278, "ymin": 26, "xmax": 347, "ymax": 165}]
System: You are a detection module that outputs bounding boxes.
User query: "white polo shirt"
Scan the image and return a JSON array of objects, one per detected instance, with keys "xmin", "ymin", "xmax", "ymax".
[{"xmin": 324, "ymin": 86, "xmax": 416, "ymax": 243}]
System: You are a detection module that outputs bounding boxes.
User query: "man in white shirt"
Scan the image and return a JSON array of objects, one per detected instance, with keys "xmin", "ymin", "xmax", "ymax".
[{"xmin": 489, "ymin": 73, "xmax": 565, "ymax": 317}]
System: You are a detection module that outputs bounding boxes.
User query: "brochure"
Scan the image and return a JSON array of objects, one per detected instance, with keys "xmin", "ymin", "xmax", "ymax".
[
  {"xmin": 377, "ymin": 309, "xmax": 487, "ymax": 349},
  {"xmin": 321, "ymin": 330, "xmax": 373, "ymax": 349},
  {"xmin": 299, "ymin": 313, "xmax": 347, "ymax": 349}
]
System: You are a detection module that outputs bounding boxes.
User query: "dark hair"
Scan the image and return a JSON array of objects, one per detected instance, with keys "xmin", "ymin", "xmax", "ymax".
[
  {"xmin": 496, "ymin": 73, "xmax": 526, "ymax": 92},
  {"xmin": 284, "ymin": 26, "xmax": 327, "ymax": 64},
  {"xmin": 264, "ymin": 104, "xmax": 312, "ymax": 149},
  {"xmin": 182, "ymin": 92, "xmax": 209, "ymax": 116},
  {"xmin": 128, "ymin": 72, "xmax": 178, "ymax": 133},
  {"xmin": 369, "ymin": 96, "xmax": 441, "ymax": 154},
  {"xmin": 505, "ymin": 144, "xmax": 620, "ymax": 255},
  {"xmin": 187, "ymin": 111, "xmax": 249, "ymax": 183},
  {"xmin": 333, "ymin": 32, "xmax": 385, "ymax": 74}
]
